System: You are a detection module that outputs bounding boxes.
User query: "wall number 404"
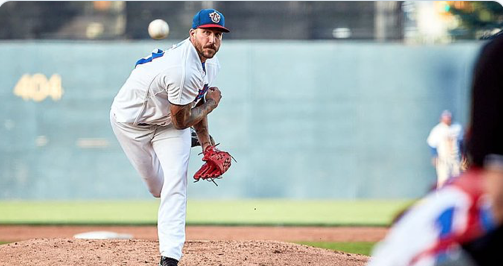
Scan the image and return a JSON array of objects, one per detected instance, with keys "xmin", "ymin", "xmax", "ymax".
[{"xmin": 13, "ymin": 74, "xmax": 64, "ymax": 102}]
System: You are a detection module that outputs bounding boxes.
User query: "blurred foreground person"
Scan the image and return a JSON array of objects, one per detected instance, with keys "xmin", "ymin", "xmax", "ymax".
[
  {"xmin": 367, "ymin": 32, "xmax": 503, "ymax": 266},
  {"xmin": 460, "ymin": 29, "xmax": 503, "ymax": 266}
]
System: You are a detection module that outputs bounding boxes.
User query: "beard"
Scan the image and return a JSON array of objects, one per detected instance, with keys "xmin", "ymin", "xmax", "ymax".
[{"xmin": 195, "ymin": 41, "xmax": 219, "ymax": 60}]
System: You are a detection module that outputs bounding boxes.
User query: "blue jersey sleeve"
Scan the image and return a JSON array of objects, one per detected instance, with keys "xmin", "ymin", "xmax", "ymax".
[
  {"xmin": 430, "ymin": 146, "xmax": 438, "ymax": 157},
  {"xmin": 135, "ymin": 49, "xmax": 165, "ymax": 67}
]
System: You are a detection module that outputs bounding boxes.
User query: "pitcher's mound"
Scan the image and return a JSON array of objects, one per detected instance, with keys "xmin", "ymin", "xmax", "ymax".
[{"xmin": 0, "ymin": 238, "xmax": 369, "ymax": 266}]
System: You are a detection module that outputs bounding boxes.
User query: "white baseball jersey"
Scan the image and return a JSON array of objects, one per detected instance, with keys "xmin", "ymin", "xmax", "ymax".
[
  {"xmin": 427, "ymin": 123, "xmax": 463, "ymax": 162},
  {"xmin": 111, "ymin": 38, "xmax": 221, "ymax": 126}
]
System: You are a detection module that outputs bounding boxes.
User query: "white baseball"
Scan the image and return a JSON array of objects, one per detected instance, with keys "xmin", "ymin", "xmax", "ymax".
[{"xmin": 148, "ymin": 19, "xmax": 170, "ymax": 40}]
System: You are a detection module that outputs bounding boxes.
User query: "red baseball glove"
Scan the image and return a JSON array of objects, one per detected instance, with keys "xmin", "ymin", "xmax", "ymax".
[{"xmin": 194, "ymin": 145, "xmax": 234, "ymax": 185}]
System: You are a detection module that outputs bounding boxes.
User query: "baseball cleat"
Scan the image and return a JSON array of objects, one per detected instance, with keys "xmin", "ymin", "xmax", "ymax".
[{"xmin": 159, "ymin": 256, "xmax": 178, "ymax": 266}]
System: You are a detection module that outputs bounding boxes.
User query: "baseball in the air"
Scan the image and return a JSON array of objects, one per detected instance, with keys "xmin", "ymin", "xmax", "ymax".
[{"xmin": 148, "ymin": 19, "xmax": 170, "ymax": 40}]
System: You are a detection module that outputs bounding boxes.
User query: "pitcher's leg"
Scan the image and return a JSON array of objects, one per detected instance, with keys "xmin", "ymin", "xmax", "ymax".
[
  {"xmin": 110, "ymin": 113, "xmax": 164, "ymax": 197},
  {"xmin": 152, "ymin": 127, "xmax": 191, "ymax": 260}
]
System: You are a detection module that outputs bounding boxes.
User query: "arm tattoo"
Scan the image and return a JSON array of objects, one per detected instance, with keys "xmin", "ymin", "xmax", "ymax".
[
  {"xmin": 171, "ymin": 99, "xmax": 217, "ymax": 130},
  {"xmin": 193, "ymin": 115, "xmax": 211, "ymax": 148},
  {"xmin": 193, "ymin": 117, "xmax": 208, "ymax": 135}
]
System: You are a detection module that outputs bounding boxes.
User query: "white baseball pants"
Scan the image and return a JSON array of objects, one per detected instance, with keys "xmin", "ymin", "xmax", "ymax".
[
  {"xmin": 436, "ymin": 159, "xmax": 461, "ymax": 188},
  {"xmin": 110, "ymin": 112, "xmax": 190, "ymax": 260}
]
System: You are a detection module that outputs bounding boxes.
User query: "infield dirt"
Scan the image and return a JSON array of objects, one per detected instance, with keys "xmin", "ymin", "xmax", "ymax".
[
  {"xmin": 1, "ymin": 238, "xmax": 369, "ymax": 266},
  {"xmin": 0, "ymin": 226, "xmax": 386, "ymax": 265}
]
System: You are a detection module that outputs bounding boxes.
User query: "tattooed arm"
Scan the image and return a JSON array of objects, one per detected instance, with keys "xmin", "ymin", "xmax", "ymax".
[
  {"xmin": 191, "ymin": 96, "xmax": 216, "ymax": 150},
  {"xmin": 170, "ymin": 87, "xmax": 221, "ymax": 149},
  {"xmin": 193, "ymin": 114, "xmax": 213, "ymax": 151}
]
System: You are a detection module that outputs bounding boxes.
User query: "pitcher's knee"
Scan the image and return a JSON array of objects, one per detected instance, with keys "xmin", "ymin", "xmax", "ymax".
[
  {"xmin": 149, "ymin": 188, "xmax": 161, "ymax": 198},
  {"xmin": 145, "ymin": 183, "xmax": 162, "ymax": 198},
  {"xmin": 141, "ymin": 175, "xmax": 163, "ymax": 198}
]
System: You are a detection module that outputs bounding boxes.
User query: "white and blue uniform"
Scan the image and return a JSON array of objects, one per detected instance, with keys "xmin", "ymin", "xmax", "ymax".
[
  {"xmin": 110, "ymin": 38, "xmax": 220, "ymax": 260},
  {"xmin": 367, "ymin": 170, "xmax": 496, "ymax": 266},
  {"xmin": 427, "ymin": 122, "xmax": 464, "ymax": 188}
]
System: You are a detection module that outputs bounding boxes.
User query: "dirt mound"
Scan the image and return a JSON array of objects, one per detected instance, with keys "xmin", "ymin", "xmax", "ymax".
[
  {"xmin": 0, "ymin": 238, "xmax": 369, "ymax": 266},
  {"xmin": 0, "ymin": 225, "xmax": 388, "ymax": 243}
]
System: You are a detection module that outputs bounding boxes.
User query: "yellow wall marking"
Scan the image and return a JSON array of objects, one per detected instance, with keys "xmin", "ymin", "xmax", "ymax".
[{"xmin": 13, "ymin": 74, "xmax": 64, "ymax": 102}]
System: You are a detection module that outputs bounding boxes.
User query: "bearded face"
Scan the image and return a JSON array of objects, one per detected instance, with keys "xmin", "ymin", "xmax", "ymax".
[{"xmin": 190, "ymin": 28, "xmax": 223, "ymax": 61}]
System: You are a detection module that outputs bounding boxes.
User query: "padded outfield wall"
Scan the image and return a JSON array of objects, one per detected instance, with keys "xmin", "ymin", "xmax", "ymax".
[{"xmin": 0, "ymin": 40, "xmax": 482, "ymax": 199}]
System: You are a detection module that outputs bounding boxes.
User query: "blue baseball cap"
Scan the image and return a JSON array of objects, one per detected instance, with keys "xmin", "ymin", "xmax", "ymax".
[
  {"xmin": 441, "ymin": 110, "xmax": 452, "ymax": 118},
  {"xmin": 192, "ymin": 9, "xmax": 230, "ymax": 33}
]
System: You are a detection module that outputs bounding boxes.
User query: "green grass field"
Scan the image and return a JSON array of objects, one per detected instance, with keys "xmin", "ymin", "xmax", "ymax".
[
  {"xmin": 0, "ymin": 200, "xmax": 407, "ymax": 254},
  {"xmin": 297, "ymin": 241, "xmax": 376, "ymax": 256},
  {"xmin": 0, "ymin": 199, "xmax": 412, "ymax": 226}
]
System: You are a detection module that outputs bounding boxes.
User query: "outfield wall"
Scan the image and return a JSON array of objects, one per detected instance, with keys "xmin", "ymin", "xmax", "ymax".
[{"xmin": 0, "ymin": 40, "xmax": 482, "ymax": 199}]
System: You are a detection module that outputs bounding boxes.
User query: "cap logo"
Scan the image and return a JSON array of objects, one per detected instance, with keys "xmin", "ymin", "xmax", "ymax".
[{"xmin": 209, "ymin": 12, "xmax": 221, "ymax": 23}]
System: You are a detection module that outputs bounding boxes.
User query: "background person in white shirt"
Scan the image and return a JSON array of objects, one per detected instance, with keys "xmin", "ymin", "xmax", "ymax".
[
  {"xmin": 110, "ymin": 9, "xmax": 229, "ymax": 266},
  {"xmin": 427, "ymin": 110, "xmax": 465, "ymax": 188}
]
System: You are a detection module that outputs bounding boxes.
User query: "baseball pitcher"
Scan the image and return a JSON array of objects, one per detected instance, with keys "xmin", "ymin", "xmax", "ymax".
[{"xmin": 110, "ymin": 9, "xmax": 233, "ymax": 266}]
